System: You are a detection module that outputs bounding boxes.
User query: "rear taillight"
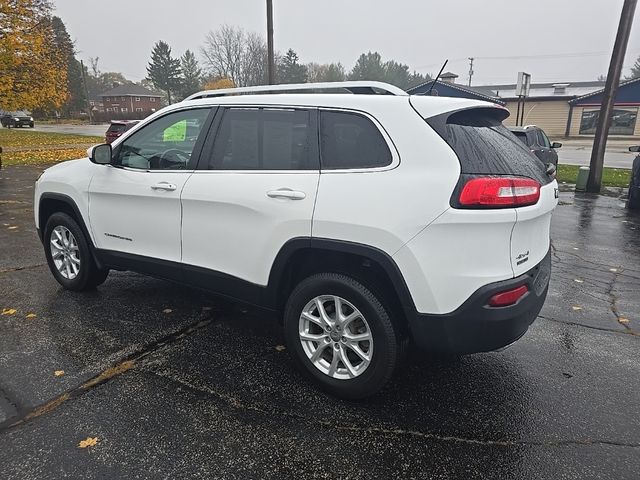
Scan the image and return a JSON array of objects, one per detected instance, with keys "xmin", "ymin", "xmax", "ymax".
[
  {"xmin": 459, "ymin": 177, "xmax": 540, "ymax": 208},
  {"xmin": 488, "ymin": 284, "xmax": 528, "ymax": 307}
]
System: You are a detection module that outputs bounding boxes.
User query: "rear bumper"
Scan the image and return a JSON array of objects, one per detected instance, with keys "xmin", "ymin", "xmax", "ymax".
[{"xmin": 407, "ymin": 249, "xmax": 551, "ymax": 354}]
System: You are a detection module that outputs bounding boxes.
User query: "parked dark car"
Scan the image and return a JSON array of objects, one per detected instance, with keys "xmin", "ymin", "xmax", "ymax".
[
  {"xmin": 105, "ymin": 120, "xmax": 139, "ymax": 144},
  {"xmin": 1, "ymin": 111, "xmax": 34, "ymax": 128},
  {"xmin": 628, "ymin": 146, "xmax": 640, "ymax": 210},
  {"xmin": 509, "ymin": 125, "xmax": 561, "ymax": 166}
]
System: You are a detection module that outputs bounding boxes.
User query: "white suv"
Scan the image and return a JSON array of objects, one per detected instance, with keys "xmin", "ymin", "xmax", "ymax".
[{"xmin": 34, "ymin": 82, "xmax": 557, "ymax": 399}]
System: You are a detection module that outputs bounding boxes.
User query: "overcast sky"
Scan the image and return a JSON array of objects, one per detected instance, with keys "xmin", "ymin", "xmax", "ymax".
[{"xmin": 53, "ymin": 0, "xmax": 640, "ymax": 86}]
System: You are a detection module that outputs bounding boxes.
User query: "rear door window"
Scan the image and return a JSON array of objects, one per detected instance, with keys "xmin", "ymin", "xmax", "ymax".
[
  {"xmin": 319, "ymin": 111, "xmax": 392, "ymax": 169},
  {"xmin": 209, "ymin": 108, "xmax": 316, "ymax": 170},
  {"xmin": 428, "ymin": 108, "xmax": 551, "ymax": 185}
]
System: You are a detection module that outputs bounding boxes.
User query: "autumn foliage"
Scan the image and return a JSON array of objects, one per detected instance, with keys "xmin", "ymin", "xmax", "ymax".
[
  {"xmin": 203, "ymin": 78, "xmax": 235, "ymax": 90},
  {"xmin": 0, "ymin": 0, "xmax": 69, "ymax": 111}
]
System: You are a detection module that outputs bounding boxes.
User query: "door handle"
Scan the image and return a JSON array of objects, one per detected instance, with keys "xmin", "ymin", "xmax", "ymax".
[
  {"xmin": 151, "ymin": 182, "xmax": 177, "ymax": 191},
  {"xmin": 267, "ymin": 189, "xmax": 306, "ymax": 200}
]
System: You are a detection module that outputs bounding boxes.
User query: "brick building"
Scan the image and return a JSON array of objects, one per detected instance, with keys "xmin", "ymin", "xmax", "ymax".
[{"xmin": 99, "ymin": 84, "xmax": 162, "ymax": 119}]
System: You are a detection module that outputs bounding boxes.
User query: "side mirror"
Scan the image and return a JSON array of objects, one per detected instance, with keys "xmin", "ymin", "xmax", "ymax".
[
  {"xmin": 629, "ymin": 146, "xmax": 640, "ymax": 153},
  {"xmin": 551, "ymin": 142, "xmax": 562, "ymax": 149},
  {"xmin": 88, "ymin": 143, "xmax": 112, "ymax": 165}
]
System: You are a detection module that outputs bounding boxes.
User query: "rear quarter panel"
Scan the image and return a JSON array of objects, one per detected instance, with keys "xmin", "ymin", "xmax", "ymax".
[{"xmin": 312, "ymin": 100, "xmax": 460, "ymax": 254}]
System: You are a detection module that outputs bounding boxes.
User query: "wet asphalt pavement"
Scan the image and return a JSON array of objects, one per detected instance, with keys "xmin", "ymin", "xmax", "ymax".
[{"xmin": 0, "ymin": 165, "xmax": 639, "ymax": 479}]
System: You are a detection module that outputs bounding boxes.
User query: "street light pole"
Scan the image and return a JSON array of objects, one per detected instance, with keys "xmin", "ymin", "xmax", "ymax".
[
  {"xmin": 266, "ymin": 0, "xmax": 275, "ymax": 85},
  {"xmin": 586, "ymin": 0, "xmax": 637, "ymax": 193}
]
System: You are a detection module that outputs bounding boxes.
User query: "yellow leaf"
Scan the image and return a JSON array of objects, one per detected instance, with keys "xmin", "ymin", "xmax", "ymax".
[
  {"xmin": 54, "ymin": 370, "xmax": 65, "ymax": 377},
  {"xmin": 609, "ymin": 268, "xmax": 618, "ymax": 273},
  {"xmin": 572, "ymin": 306, "xmax": 582, "ymax": 311},
  {"xmin": 1, "ymin": 308, "xmax": 17, "ymax": 315},
  {"xmin": 162, "ymin": 308, "xmax": 173, "ymax": 314},
  {"xmin": 275, "ymin": 345, "xmax": 286, "ymax": 352},
  {"xmin": 574, "ymin": 279, "xmax": 584, "ymax": 283},
  {"xmin": 78, "ymin": 437, "xmax": 99, "ymax": 449},
  {"xmin": 619, "ymin": 317, "xmax": 630, "ymax": 324},
  {"xmin": 25, "ymin": 313, "xmax": 37, "ymax": 319},
  {"xmin": 7, "ymin": 226, "xmax": 17, "ymax": 230}
]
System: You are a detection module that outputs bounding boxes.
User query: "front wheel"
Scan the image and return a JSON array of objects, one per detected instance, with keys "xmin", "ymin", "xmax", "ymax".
[
  {"xmin": 284, "ymin": 273, "xmax": 401, "ymax": 399},
  {"xmin": 44, "ymin": 212, "xmax": 109, "ymax": 291}
]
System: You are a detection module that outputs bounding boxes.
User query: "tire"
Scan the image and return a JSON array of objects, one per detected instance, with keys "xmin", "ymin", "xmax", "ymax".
[
  {"xmin": 284, "ymin": 273, "xmax": 401, "ymax": 400},
  {"xmin": 44, "ymin": 212, "xmax": 109, "ymax": 291}
]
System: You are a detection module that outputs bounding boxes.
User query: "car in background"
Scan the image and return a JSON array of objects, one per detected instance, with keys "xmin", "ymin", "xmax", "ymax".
[
  {"xmin": 105, "ymin": 120, "xmax": 139, "ymax": 144},
  {"xmin": 509, "ymin": 125, "xmax": 561, "ymax": 166},
  {"xmin": 1, "ymin": 111, "xmax": 34, "ymax": 128}
]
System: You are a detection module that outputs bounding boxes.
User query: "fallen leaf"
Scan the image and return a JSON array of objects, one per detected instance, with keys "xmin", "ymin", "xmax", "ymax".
[
  {"xmin": 572, "ymin": 247, "xmax": 579, "ymax": 250},
  {"xmin": 25, "ymin": 313, "xmax": 37, "ymax": 319},
  {"xmin": 572, "ymin": 306, "xmax": 582, "ymax": 311},
  {"xmin": 619, "ymin": 317, "xmax": 630, "ymax": 324},
  {"xmin": 574, "ymin": 279, "xmax": 584, "ymax": 283},
  {"xmin": 78, "ymin": 437, "xmax": 99, "ymax": 449},
  {"xmin": 7, "ymin": 226, "xmax": 17, "ymax": 230},
  {"xmin": 162, "ymin": 308, "xmax": 173, "ymax": 314},
  {"xmin": 54, "ymin": 370, "xmax": 65, "ymax": 377},
  {"xmin": 609, "ymin": 268, "xmax": 618, "ymax": 273},
  {"xmin": 275, "ymin": 345, "xmax": 286, "ymax": 352},
  {"xmin": 1, "ymin": 308, "xmax": 17, "ymax": 315}
]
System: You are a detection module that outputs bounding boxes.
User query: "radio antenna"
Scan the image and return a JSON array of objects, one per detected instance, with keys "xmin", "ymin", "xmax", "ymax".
[{"xmin": 427, "ymin": 59, "xmax": 449, "ymax": 95}]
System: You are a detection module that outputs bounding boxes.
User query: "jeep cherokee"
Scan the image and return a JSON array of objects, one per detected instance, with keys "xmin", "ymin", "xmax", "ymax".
[{"xmin": 34, "ymin": 81, "xmax": 557, "ymax": 399}]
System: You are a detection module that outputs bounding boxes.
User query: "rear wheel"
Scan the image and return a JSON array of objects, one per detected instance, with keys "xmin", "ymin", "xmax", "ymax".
[
  {"xmin": 44, "ymin": 212, "xmax": 109, "ymax": 291},
  {"xmin": 284, "ymin": 273, "xmax": 400, "ymax": 399}
]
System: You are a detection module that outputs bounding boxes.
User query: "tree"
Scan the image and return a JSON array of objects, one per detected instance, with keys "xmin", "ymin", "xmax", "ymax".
[
  {"xmin": 50, "ymin": 16, "xmax": 85, "ymax": 115},
  {"xmin": 0, "ymin": 0, "xmax": 69, "ymax": 111},
  {"xmin": 348, "ymin": 51, "xmax": 430, "ymax": 89},
  {"xmin": 203, "ymin": 77, "xmax": 235, "ymax": 90},
  {"xmin": 200, "ymin": 25, "xmax": 268, "ymax": 87},
  {"xmin": 278, "ymin": 48, "xmax": 307, "ymax": 84},
  {"xmin": 349, "ymin": 52, "xmax": 386, "ymax": 82},
  {"xmin": 146, "ymin": 40, "xmax": 182, "ymax": 104},
  {"xmin": 179, "ymin": 49, "xmax": 202, "ymax": 100},
  {"xmin": 306, "ymin": 62, "xmax": 346, "ymax": 83},
  {"xmin": 627, "ymin": 55, "xmax": 640, "ymax": 79}
]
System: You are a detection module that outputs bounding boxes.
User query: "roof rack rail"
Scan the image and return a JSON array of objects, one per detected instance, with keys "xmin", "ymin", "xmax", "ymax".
[{"xmin": 184, "ymin": 81, "xmax": 407, "ymax": 101}]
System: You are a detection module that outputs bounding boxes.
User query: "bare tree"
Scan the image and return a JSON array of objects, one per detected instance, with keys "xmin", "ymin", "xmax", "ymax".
[{"xmin": 200, "ymin": 25, "xmax": 268, "ymax": 87}]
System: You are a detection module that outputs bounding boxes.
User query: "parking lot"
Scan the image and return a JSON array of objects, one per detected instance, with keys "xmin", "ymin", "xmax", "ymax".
[{"xmin": 0, "ymin": 164, "xmax": 639, "ymax": 479}]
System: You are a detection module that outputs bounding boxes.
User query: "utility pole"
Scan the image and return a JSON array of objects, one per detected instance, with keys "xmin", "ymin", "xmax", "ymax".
[
  {"xmin": 80, "ymin": 59, "xmax": 93, "ymax": 124},
  {"xmin": 468, "ymin": 57, "xmax": 474, "ymax": 86},
  {"xmin": 586, "ymin": 0, "xmax": 637, "ymax": 193},
  {"xmin": 266, "ymin": 0, "xmax": 275, "ymax": 85}
]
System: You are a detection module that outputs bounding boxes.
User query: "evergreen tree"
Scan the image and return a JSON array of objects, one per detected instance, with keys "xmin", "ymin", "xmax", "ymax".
[
  {"xmin": 146, "ymin": 41, "xmax": 182, "ymax": 104},
  {"xmin": 348, "ymin": 52, "xmax": 386, "ymax": 82},
  {"xmin": 278, "ymin": 48, "xmax": 307, "ymax": 84},
  {"xmin": 50, "ymin": 16, "xmax": 85, "ymax": 115},
  {"xmin": 179, "ymin": 50, "xmax": 202, "ymax": 100},
  {"xmin": 627, "ymin": 55, "xmax": 640, "ymax": 80}
]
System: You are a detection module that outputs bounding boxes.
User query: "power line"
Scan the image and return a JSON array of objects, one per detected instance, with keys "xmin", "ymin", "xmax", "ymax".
[{"xmin": 415, "ymin": 50, "xmax": 640, "ymax": 70}]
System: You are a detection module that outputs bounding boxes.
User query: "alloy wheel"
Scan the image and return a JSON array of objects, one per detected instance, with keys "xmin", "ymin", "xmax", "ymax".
[
  {"xmin": 50, "ymin": 225, "xmax": 81, "ymax": 280},
  {"xmin": 298, "ymin": 295, "xmax": 373, "ymax": 379}
]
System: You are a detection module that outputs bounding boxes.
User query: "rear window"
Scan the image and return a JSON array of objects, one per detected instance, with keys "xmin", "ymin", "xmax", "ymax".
[
  {"xmin": 107, "ymin": 123, "xmax": 127, "ymax": 133},
  {"xmin": 512, "ymin": 131, "xmax": 529, "ymax": 146},
  {"xmin": 429, "ymin": 108, "xmax": 551, "ymax": 185}
]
